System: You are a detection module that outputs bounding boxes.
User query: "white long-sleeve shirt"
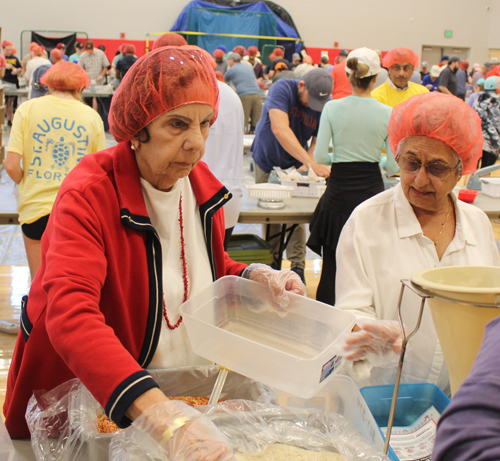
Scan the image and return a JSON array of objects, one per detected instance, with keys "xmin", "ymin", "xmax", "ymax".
[
  {"xmin": 203, "ymin": 81, "xmax": 244, "ymax": 229},
  {"xmin": 335, "ymin": 184, "xmax": 499, "ymax": 392}
]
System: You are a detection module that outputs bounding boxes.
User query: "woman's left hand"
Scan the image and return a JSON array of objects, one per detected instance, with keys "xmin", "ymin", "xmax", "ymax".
[{"xmin": 243, "ymin": 263, "xmax": 306, "ymax": 308}]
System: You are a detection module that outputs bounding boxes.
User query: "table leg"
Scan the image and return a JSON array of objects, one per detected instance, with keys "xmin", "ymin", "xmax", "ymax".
[{"xmin": 276, "ymin": 224, "xmax": 287, "ymax": 269}]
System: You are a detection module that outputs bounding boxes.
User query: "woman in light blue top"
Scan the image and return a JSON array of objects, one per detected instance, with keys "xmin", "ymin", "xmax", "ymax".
[{"xmin": 307, "ymin": 47, "xmax": 399, "ymax": 305}]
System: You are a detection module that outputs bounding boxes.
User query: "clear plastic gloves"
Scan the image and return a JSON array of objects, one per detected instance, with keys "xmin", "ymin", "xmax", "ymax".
[
  {"xmin": 242, "ymin": 263, "xmax": 306, "ymax": 308},
  {"xmin": 341, "ymin": 319, "xmax": 404, "ymax": 368},
  {"xmin": 111, "ymin": 400, "xmax": 235, "ymax": 461}
]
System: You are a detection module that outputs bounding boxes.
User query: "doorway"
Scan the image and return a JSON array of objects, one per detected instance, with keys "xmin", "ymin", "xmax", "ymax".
[{"xmin": 421, "ymin": 45, "xmax": 471, "ymax": 68}]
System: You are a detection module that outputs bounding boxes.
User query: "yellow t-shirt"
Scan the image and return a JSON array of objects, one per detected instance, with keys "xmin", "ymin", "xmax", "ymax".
[
  {"xmin": 8, "ymin": 95, "xmax": 106, "ymax": 225},
  {"xmin": 371, "ymin": 80, "xmax": 429, "ymax": 108}
]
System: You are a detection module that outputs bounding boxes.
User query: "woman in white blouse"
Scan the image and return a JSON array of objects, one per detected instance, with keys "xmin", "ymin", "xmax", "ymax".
[{"xmin": 335, "ymin": 92, "xmax": 499, "ymax": 393}]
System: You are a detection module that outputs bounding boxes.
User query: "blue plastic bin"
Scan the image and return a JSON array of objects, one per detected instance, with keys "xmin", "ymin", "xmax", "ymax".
[{"xmin": 360, "ymin": 383, "xmax": 450, "ymax": 461}]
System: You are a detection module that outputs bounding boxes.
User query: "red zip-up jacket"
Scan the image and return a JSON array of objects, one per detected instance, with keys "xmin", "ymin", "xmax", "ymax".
[{"xmin": 4, "ymin": 142, "xmax": 247, "ymax": 439}]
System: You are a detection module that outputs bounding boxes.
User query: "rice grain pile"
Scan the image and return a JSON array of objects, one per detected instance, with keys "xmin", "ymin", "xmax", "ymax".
[
  {"xmin": 96, "ymin": 396, "xmax": 217, "ymax": 433},
  {"xmin": 235, "ymin": 444, "xmax": 344, "ymax": 460}
]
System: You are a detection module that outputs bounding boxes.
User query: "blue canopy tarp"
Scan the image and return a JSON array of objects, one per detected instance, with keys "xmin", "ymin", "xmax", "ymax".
[{"xmin": 170, "ymin": 0, "xmax": 301, "ymax": 54}]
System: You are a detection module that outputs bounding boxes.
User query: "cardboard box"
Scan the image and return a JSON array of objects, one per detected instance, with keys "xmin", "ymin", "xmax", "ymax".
[
  {"xmin": 0, "ymin": 146, "xmax": 5, "ymax": 166},
  {"xmin": 0, "ymin": 106, "xmax": 5, "ymax": 125}
]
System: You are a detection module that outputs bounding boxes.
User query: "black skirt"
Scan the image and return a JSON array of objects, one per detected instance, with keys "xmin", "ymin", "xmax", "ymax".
[{"xmin": 307, "ymin": 162, "xmax": 384, "ymax": 255}]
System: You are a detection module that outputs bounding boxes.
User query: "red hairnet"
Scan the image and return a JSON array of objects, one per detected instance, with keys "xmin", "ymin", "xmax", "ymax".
[
  {"xmin": 123, "ymin": 44, "xmax": 136, "ymax": 55},
  {"xmin": 29, "ymin": 42, "xmax": 38, "ymax": 51},
  {"xmin": 109, "ymin": 46, "xmax": 219, "ymax": 143},
  {"xmin": 1, "ymin": 41, "xmax": 13, "ymax": 47},
  {"xmin": 41, "ymin": 61, "xmax": 90, "ymax": 90},
  {"xmin": 383, "ymin": 47, "xmax": 419, "ymax": 69},
  {"xmin": 269, "ymin": 53, "xmax": 276, "ymax": 61},
  {"xmin": 460, "ymin": 60, "xmax": 469, "ymax": 71},
  {"xmin": 213, "ymin": 49, "xmax": 224, "ymax": 59},
  {"xmin": 388, "ymin": 92, "xmax": 483, "ymax": 175},
  {"xmin": 152, "ymin": 33, "xmax": 187, "ymax": 50},
  {"xmin": 273, "ymin": 48, "xmax": 284, "ymax": 57},
  {"xmin": 247, "ymin": 46, "xmax": 258, "ymax": 56},
  {"xmin": 32, "ymin": 45, "xmax": 43, "ymax": 57},
  {"xmin": 50, "ymin": 48, "xmax": 63, "ymax": 61},
  {"xmin": 233, "ymin": 45, "xmax": 246, "ymax": 57},
  {"xmin": 215, "ymin": 70, "xmax": 224, "ymax": 82}
]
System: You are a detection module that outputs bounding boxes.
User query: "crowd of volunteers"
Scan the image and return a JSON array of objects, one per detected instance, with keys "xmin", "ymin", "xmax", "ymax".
[{"xmin": 2, "ymin": 32, "xmax": 500, "ymax": 460}]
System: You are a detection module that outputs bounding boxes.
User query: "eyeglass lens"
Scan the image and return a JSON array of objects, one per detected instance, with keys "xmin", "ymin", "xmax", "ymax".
[{"xmin": 399, "ymin": 156, "xmax": 453, "ymax": 178}]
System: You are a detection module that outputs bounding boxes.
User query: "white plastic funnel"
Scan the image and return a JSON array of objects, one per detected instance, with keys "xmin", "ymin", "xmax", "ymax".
[{"xmin": 411, "ymin": 266, "xmax": 500, "ymax": 394}]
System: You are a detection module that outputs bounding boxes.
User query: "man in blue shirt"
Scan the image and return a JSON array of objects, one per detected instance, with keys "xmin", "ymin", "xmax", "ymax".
[
  {"xmin": 422, "ymin": 65, "xmax": 440, "ymax": 91},
  {"xmin": 225, "ymin": 52, "xmax": 262, "ymax": 133},
  {"xmin": 251, "ymin": 69, "xmax": 333, "ymax": 282}
]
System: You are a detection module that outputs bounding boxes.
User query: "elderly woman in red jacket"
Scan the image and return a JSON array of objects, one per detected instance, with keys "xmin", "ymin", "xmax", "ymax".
[{"xmin": 4, "ymin": 46, "xmax": 304, "ymax": 458}]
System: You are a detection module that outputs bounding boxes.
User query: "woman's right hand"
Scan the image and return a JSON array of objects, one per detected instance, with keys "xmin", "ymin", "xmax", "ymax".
[
  {"xmin": 310, "ymin": 161, "xmax": 331, "ymax": 178},
  {"xmin": 132, "ymin": 400, "xmax": 235, "ymax": 461}
]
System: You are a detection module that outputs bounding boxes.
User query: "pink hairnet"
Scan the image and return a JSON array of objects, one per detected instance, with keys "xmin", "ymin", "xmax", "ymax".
[
  {"xmin": 388, "ymin": 92, "xmax": 483, "ymax": 175},
  {"xmin": 41, "ymin": 61, "xmax": 90, "ymax": 90},
  {"xmin": 152, "ymin": 33, "xmax": 187, "ymax": 50},
  {"xmin": 383, "ymin": 47, "xmax": 419, "ymax": 69},
  {"xmin": 273, "ymin": 48, "xmax": 284, "ymax": 57},
  {"xmin": 247, "ymin": 46, "xmax": 258, "ymax": 56},
  {"xmin": 215, "ymin": 70, "xmax": 224, "ymax": 82},
  {"xmin": 29, "ymin": 42, "xmax": 38, "ymax": 51},
  {"xmin": 32, "ymin": 45, "xmax": 43, "ymax": 57},
  {"xmin": 50, "ymin": 48, "xmax": 63, "ymax": 61},
  {"xmin": 1, "ymin": 41, "xmax": 13, "ymax": 47},
  {"xmin": 123, "ymin": 44, "xmax": 136, "ymax": 55},
  {"xmin": 12, "ymin": 47, "xmax": 17, "ymax": 55},
  {"xmin": 213, "ymin": 49, "xmax": 224, "ymax": 58},
  {"xmin": 109, "ymin": 46, "xmax": 219, "ymax": 143},
  {"xmin": 233, "ymin": 45, "xmax": 246, "ymax": 57}
]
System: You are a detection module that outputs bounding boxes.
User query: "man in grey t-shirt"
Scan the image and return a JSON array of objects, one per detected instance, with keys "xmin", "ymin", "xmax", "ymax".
[
  {"xmin": 224, "ymin": 52, "xmax": 262, "ymax": 133},
  {"xmin": 438, "ymin": 55, "xmax": 460, "ymax": 96}
]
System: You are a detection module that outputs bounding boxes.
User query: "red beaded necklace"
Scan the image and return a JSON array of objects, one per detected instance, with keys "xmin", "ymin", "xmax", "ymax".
[{"xmin": 162, "ymin": 192, "xmax": 188, "ymax": 330}]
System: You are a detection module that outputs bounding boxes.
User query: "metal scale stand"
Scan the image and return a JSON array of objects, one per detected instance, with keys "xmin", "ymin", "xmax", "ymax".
[{"xmin": 384, "ymin": 279, "xmax": 500, "ymax": 456}]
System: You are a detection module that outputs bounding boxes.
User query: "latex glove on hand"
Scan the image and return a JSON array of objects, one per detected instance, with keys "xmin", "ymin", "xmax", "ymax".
[
  {"xmin": 96, "ymin": 75, "xmax": 104, "ymax": 84},
  {"xmin": 242, "ymin": 263, "xmax": 306, "ymax": 308},
  {"xmin": 341, "ymin": 319, "xmax": 404, "ymax": 368},
  {"xmin": 124, "ymin": 400, "xmax": 235, "ymax": 461}
]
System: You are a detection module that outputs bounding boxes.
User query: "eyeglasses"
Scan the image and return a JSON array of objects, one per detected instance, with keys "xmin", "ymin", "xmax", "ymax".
[
  {"xmin": 398, "ymin": 155, "xmax": 460, "ymax": 179},
  {"xmin": 391, "ymin": 64, "xmax": 414, "ymax": 73}
]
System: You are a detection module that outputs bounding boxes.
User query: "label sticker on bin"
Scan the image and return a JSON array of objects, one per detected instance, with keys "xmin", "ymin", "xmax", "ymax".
[{"xmin": 320, "ymin": 355, "xmax": 341, "ymax": 382}]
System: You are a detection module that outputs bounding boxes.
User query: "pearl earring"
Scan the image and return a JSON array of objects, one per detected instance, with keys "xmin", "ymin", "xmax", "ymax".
[{"xmin": 131, "ymin": 144, "xmax": 137, "ymax": 151}]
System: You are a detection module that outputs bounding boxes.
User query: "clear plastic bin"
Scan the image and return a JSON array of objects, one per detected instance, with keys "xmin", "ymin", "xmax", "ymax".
[
  {"xmin": 180, "ymin": 276, "xmax": 356, "ymax": 399},
  {"xmin": 275, "ymin": 375, "xmax": 384, "ymax": 449}
]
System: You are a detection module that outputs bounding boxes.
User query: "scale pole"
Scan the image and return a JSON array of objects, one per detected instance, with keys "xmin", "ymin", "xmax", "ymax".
[{"xmin": 384, "ymin": 282, "xmax": 428, "ymax": 455}]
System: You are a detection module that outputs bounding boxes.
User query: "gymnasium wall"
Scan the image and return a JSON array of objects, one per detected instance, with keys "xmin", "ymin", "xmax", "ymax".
[{"xmin": 3, "ymin": 0, "xmax": 499, "ymax": 65}]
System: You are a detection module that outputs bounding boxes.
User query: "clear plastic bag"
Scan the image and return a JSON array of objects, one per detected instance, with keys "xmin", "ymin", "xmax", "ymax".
[
  {"xmin": 25, "ymin": 367, "xmax": 277, "ymax": 461},
  {"xmin": 110, "ymin": 400, "xmax": 388, "ymax": 461},
  {"xmin": 26, "ymin": 378, "xmax": 101, "ymax": 461},
  {"xmin": 202, "ymin": 400, "xmax": 388, "ymax": 461}
]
